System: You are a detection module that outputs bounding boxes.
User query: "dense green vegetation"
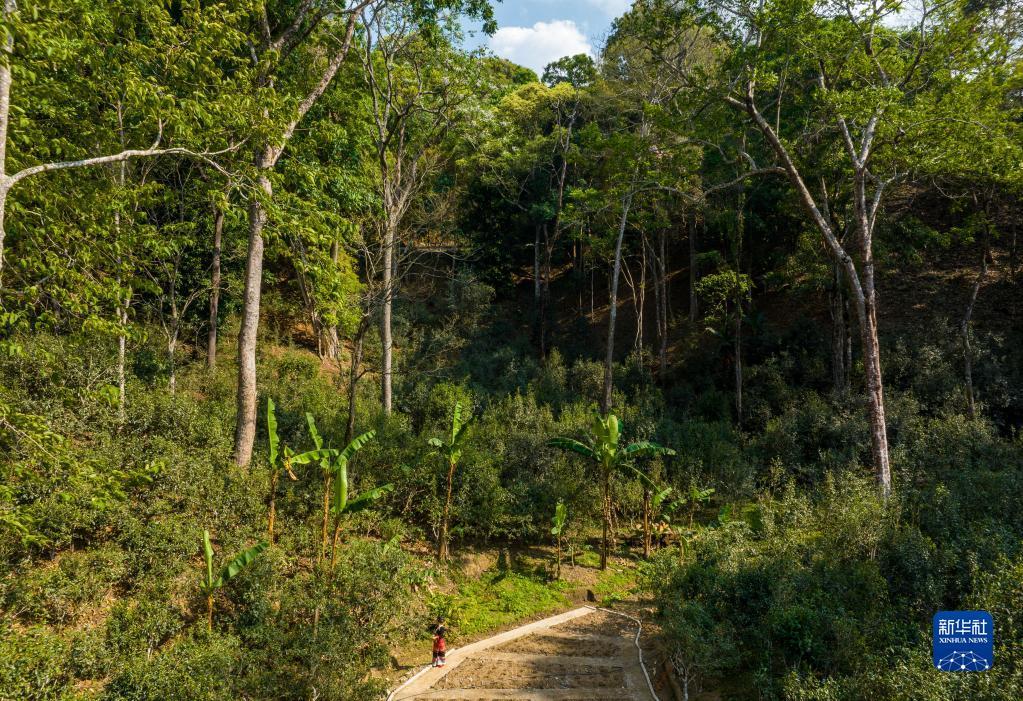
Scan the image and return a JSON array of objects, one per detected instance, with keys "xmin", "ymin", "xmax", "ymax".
[{"xmin": 1, "ymin": 0, "xmax": 1021, "ymax": 699}]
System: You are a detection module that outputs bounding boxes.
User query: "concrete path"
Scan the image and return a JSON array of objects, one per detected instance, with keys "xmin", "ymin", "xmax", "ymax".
[{"xmin": 390, "ymin": 607, "xmax": 656, "ymax": 701}]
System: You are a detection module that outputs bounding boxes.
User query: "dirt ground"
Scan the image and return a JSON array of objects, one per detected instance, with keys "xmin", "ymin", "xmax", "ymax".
[
  {"xmin": 433, "ymin": 657, "xmax": 626, "ymax": 690},
  {"xmin": 551, "ymin": 609, "xmax": 638, "ymax": 638},
  {"xmin": 495, "ymin": 632, "xmax": 622, "ymax": 658}
]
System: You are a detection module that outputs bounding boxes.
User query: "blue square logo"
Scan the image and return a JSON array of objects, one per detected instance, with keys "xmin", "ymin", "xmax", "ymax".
[{"xmin": 933, "ymin": 611, "xmax": 993, "ymax": 672}]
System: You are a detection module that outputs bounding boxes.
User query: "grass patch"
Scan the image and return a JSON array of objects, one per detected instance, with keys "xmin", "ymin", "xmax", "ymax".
[
  {"xmin": 593, "ymin": 565, "xmax": 637, "ymax": 604},
  {"xmin": 429, "ymin": 569, "xmax": 571, "ymax": 641}
]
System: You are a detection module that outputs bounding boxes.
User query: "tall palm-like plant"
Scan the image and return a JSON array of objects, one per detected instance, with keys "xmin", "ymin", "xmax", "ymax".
[
  {"xmin": 265, "ymin": 399, "xmax": 333, "ymax": 544},
  {"xmin": 328, "ymin": 433, "xmax": 392, "ymax": 569},
  {"xmin": 199, "ymin": 529, "xmax": 266, "ymax": 631},
  {"xmin": 428, "ymin": 400, "xmax": 475, "ymax": 562},
  {"xmin": 549, "ymin": 413, "xmax": 675, "ymax": 569}
]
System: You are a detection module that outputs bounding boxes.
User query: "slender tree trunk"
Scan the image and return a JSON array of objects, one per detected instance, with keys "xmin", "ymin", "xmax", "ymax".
[
  {"xmin": 962, "ymin": 244, "xmax": 989, "ymax": 419},
  {"xmin": 688, "ymin": 215, "xmax": 699, "ymax": 322},
  {"xmin": 319, "ymin": 473, "xmax": 331, "ymax": 565},
  {"xmin": 0, "ymin": 0, "xmax": 13, "ymax": 281},
  {"xmin": 656, "ymin": 231, "xmax": 669, "ymax": 372},
  {"xmin": 267, "ymin": 469, "xmax": 278, "ymax": 544},
  {"xmin": 636, "ymin": 236, "xmax": 647, "ymax": 352},
  {"xmin": 117, "ymin": 299, "xmax": 127, "ymax": 423},
  {"xmin": 234, "ymin": 151, "xmax": 272, "ymax": 466},
  {"xmin": 330, "ymin": 518, "xmax": 342, "ymax": 571},
  {"xmin": 648, "ymin": 238, "xmax": 661, "ymax": 358},
  {"xmin": 738, "ymin": 96, "xmax": 892, "ymax": 496},
  {"xmin": 207, "ymin": 206, "xmax": 223, "ymax": 370},
  {"xmin": 345, "ymin": 316, "xmax": 368, "ymax": 443},
  {"xmin": 438, "ymin": 458, "xmax": 456, "ymax": 562},
  {"xmin": 642, "ymin": 488, "xmax": 651, "ymax": 559},
  {"xmin": 207, "ymin": 594, "xmax": 214, "ymax": 632},
  {"xmin": 534, "ymin": 224, "xmax": 541, "ymax": 303},
  {"xmin": 381, "ymin": 223, "xmax": 395, "ymax": 415},
  {"xmin": 540, "ymin": 223, "xmax": 551, "ymax": 358},
  {"xmin": 600, "ymin": 470, "xmax": 611, "ymax": 570},
  {"xmin": 555, "ymin": 534, "xmax": 562, "ymax": 579},
  {"xmin": 602, "ymin": 192, "xmax": 634, "ymax": 415},
  {"xmin": 323, "ymin": 239, "xmax": 341, "ymax": 360},
  {"xmin": 167, "ymin": 328, "xmax": 177, "ymax": 394},
  {"xmin": 830, "ymin": 261, "xmax": 847, "ymax": 395},
  {"xmin": 734, "ymin": 193, "xmax": 745, "ymax": 426}
]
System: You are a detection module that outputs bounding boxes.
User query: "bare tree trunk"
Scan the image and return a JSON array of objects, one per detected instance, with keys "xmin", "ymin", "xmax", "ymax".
[
  {"xmin": 540, "ymin": 223, "xmax": 551, "ymax": 358},
  {"xmin": 657, "ymin": 231, "xmax": 669, "ymax": 372},
  {"xmin": 602, "ymin": 192, "xmax": 634, "ymax": 415},
  {"xmin": 734, "ymin": 190, "xmax": 745, "ymax": 427},
  {"xmin": 853, "ymin": 170, "xmax": 892, "ymax": 498},
  {"xmin": 962, "ymin": 244, "xmax": 989, "ymax": 419},
  {"xmin": 688, "ymin": 215, "xmax": 698, "ymax": 322},
  {"xmin": 381, "ymin": 223, "xmax": 395, "ymax": 415},
  {"xmin": 234, "ymin": 151, "xmax": 271, "ymax": 467},
  {"xmin": 117, "ymin": 299, "xmax": 127, "ymax": 423},
  {"xmin": 830, "ymin": 261, "xmax": 847, "ymax": 395},
  {"xmin": 0, "ymin": 0, "xmax": 14, "ymax": 280},
  {"xmin": 737, "ymin": 94, "xmax": 892, "ymax": 496},
  {"xmin": 167, "ymin": 328, "xmax": 178, "ymax": 394},
  {"xmin": 207, "ymin": 206, "xmax": 223, "ymax": 370},
  {"xmin": 345, "ymin": 314, "xmax": 368, "ymax": 443},
  {"xmin": 636, "ymin": 235, "xmax": 647, "ymax": 352},
  {"xmin": 648, "ymin": 236, "xmax": 663, "ymax": 369},
  {"xmin": 323, "ymin": 239, "xmax": 341, "ymax": 360}
]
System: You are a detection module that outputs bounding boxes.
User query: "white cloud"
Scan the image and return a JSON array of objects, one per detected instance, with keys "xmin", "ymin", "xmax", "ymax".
[{"xmin": 488, "ymin": 20, "xmax": 593, "ymax": 76}]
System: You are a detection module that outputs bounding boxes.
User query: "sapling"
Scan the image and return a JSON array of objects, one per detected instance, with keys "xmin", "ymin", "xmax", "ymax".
[
  {"xmin": 199, "ymin": 529, "xmax": 266, "ymax": 631},
  {"xmin": 428, "ymin": 400, "xmax": 475, "ymax": 562},
  {"xmin": 328, "ymin": 429, "xmax": 391, "ymax": 570},
  {"xmin": 265, "ymin": 398, "xmax": 334, "ymax": 543},
  {"xmin": 549, "ymin": 413, "xmax": 675, "ymax": 569},
  {"xmin": 550, "ymin": 499, "xmax": 568, "ymax": 579}
]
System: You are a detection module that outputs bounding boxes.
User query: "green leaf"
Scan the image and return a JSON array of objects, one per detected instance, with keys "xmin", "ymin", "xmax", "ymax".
[
  {"xmin": 548, "ymin": 437, "xmax": 597, "ymax": 461},
  {"xmin": 267, "ymin": 398, "xmax": 279, "ymax": 468},
  {"xmin": 338, "ymin": 430, "xmax": 376, "ymax": 464},
  {"xmin": 624, "ymin": 441, "xmax": 676, "ymax": 457},
  {"xmin": 289, "ymin": 448, "xmax": 338, "ymax": 466},
  {"xmin": 306, "ymin": 413, "xmax": 323, "ymax": 450},
  {"xmin": 213, "ymin": 540, "xmax": 268, "ymax": 589},
  {"xmin": 340, "ymin": 483, "xmax": 394, "ymax": 515}
]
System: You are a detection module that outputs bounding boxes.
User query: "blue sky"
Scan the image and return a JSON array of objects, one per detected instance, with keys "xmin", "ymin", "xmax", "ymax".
[{"xmin": 463, "ymin": 0, "xmax": 632, "ymax": 76}]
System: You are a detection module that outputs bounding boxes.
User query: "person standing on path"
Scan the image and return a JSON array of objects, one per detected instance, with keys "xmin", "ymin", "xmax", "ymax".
[{"xmin": 432, "ymin": 617, "xmax": 447, "ymax": 668}]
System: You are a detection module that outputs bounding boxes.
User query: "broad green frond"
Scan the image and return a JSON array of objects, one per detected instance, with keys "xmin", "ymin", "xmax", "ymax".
[
  {"xmin": 267, "ymin": 398, "xmax": 279, "ymax": 468},
  {"xmin": 214, "ymin": 540, "xmax": 267, "ymax": 589},
  {"xmin": 548, "ymin": 437, "xmax": 597, "ymax": 461},
  {"xmin": 339, "ymin": 430, "xmax": 376, "ymax": 463}
]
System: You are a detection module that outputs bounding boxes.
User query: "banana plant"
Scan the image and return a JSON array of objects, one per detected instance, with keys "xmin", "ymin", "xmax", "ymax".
[
  {"xmin": 328, "ymin": 429, "xmax": 391, "ymax": 570},
  {"xmin": 265, "ymin": 398, "xmax": 334, "ymax": 544},
  {"xmin": 305, "ymin": 413, "xmax": 334, "ymax": 563},
  {"xmin": 427, "ymin": 400, "xmax": 476, "ymax": 562},
  {"xmin": 629, "ymin": 464, "xmax": 673, "ymax": 559},
  {"xmin": 549, "ymin": 413, "xmax": 675, "ymax": 569},
  {"xmin": 550, "ymin": 500, "xmax": 568, "ymax": 580},
  {"xmin": 658, "ymin": 483, "xmax": 715, "ymax": 564},
  {"xmin": 200, "ymin": 529, "xmax": 266, "ymax": 631},
  {"xmin": 684, "ymin": 483, "xmax": 716, "ymax": 528}
]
